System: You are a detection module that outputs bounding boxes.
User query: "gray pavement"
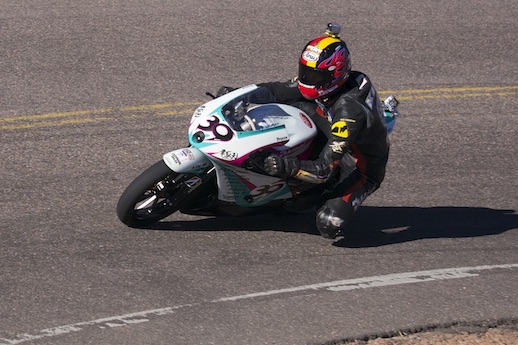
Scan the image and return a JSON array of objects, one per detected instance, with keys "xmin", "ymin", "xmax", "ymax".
[{"xmin": 1, "ymin": 1, "xmax": 517, "ymax": 344}]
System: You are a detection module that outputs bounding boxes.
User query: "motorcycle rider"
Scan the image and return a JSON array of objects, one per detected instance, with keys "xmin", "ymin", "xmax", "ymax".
[{"xmin": 218, "ymin": 23, "xmax": 395, "ymax": 239}]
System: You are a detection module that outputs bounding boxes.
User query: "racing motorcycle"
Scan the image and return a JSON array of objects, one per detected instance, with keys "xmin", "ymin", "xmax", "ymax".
[{"xmin": 116, "ymin": 84, "xmax": 399, "ymax": 228}]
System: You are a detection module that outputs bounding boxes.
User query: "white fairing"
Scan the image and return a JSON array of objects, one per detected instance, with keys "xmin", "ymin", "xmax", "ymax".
[
  {"xmin": 163, "ymin": 147, "xmax": 211, "ymax": 173},
  {"xmin": 187, "ymin": 85, "xmax": 317, "ymax": 164},
  {"xmin": 170, "ymin": 84, "xmax": 318, "ymax": 206},
  {"xmin": 247, "ymin": 103, "xmax": 317, "ymax": 156}
]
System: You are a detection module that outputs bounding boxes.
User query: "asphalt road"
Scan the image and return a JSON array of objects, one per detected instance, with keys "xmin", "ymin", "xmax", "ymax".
[{"xmin": 1, "ymin": 1, "xmax": 517, "ymax": 344}]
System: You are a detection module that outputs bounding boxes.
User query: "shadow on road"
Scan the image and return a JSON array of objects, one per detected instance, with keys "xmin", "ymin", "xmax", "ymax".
[
  {"xmin": 337, "ymin": 206, "xmax": 518, "ymax": 247},
  {"xmin": 147, "ymin": 206, "xmax": 517, "ymax": 247}
]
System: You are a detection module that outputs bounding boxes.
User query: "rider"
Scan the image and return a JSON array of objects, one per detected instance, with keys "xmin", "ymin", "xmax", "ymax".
[{"xmin": 219, "ymin": 23, "xmax": 395, "ymax": 239}]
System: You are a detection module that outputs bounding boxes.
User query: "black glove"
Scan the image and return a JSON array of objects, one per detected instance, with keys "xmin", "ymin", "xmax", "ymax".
[
  {"xmin": 262, "ymin": 154, "xmax": 300, "ymax": 178},
  {"xmin": 216, "ymin": 86, "xmax": 236, "ymax": 97},
  {"xmin": 263, "ymin": 154, "xmax": 285, "ymax": 177}
]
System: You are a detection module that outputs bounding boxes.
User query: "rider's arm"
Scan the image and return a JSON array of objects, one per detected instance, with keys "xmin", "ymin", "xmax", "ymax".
[
  {"xmin": 257, "ymin": 79, "xmax": 303, "ymax": 103},
  {"xmin": 284, "ymin": 98, "xmax": 368, "ymax": 184}
]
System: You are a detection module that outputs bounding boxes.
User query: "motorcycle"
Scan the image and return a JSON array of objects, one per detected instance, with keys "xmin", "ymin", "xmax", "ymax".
[{"xmin": 116, "ymin": 84, "xmax": 398, "ymax": 228}]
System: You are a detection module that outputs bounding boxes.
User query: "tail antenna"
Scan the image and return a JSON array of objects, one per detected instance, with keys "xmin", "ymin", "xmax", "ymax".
[{"xmin": 325, "ymin": 23, "xmax": 342, "ymax": 38}]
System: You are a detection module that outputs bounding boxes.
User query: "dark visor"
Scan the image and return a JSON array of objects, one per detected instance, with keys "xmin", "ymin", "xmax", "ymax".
[{"xmin": 298, "ymin": 63, "xmax": 333, "ymax": 87}]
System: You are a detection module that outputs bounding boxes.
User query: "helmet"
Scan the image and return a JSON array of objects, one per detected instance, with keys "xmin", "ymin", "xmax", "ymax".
[{"xmin": 298, "ymin": 23, "xmax": 351, "ymax": 100}]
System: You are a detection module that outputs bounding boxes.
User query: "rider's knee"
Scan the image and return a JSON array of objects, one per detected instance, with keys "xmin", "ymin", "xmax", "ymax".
[{"xmin": 315, "ymin": 202, "xmax": 353, "ymax": 239}]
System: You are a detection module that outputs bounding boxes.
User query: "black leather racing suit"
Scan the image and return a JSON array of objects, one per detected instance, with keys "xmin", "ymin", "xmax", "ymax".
[{"xmin": 258, "ymin": 71, "xmax": 390, "ymax": 238}]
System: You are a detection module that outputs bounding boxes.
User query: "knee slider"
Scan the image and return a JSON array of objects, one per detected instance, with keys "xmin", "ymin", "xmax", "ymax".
[{"xmin": 316, "ymin": 205, "xmax": 345, "ymax": 239}]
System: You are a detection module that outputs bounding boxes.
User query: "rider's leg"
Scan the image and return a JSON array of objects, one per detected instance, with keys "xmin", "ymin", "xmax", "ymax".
[{"xmin": 315, "ymin": 170, "xmax": 379, "ymax": 239}]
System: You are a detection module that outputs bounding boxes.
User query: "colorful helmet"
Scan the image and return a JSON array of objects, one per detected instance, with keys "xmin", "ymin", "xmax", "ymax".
[{"xmin": 298, "ymin": 23, "xmax": 351, "ymax": 100}]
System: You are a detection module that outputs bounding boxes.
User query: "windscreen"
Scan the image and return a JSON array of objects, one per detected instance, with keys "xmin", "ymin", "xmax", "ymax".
[
  {"xmin": 246, "ymin": 105, "xmax": 289, "ymax": 130},
  {"xmin": 222, "ymin": 86, "xmax": 286, "ymax": 131}
]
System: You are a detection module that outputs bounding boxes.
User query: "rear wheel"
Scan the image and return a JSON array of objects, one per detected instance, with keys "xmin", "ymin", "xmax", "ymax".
[{"xmin": 116, "ymin": 160, "xmax": 203, "ymax": 227}]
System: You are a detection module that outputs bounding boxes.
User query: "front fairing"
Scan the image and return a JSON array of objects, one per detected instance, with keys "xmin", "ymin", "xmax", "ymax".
[
  {"xmin": 188, "ymin": 84, "xmax": 317, "ymax": 166},
  {"xmin": 186, "ymin": 85, "xmax": 317, "ymax": 206}
]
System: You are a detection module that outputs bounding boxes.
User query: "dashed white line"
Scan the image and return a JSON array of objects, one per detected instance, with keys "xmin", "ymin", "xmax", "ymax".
[{"xmin": 2, "ymin": 263, "xmax": 517, "ymax": 345}]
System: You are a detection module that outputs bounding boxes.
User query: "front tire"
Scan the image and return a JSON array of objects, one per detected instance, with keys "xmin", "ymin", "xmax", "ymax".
[{"xmin": 117, "ymin": 160, "xmax": 185, "ymax": 227}]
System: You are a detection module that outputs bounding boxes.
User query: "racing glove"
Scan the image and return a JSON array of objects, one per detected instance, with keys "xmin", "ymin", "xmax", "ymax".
[
  {"xmin": 216, "ymin": 86, "xmax": 236, "ymax": 97},
  {"xmin": 263, "ymin": 154, "xmax": 299, "ymax": 179}
]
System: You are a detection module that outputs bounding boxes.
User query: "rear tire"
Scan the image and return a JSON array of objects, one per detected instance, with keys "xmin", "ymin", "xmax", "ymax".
[{"xmin": 117, "ymin": 160, "xmax": 184, "ymax": 227}]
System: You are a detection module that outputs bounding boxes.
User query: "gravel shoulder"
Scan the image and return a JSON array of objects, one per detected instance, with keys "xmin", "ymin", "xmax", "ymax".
[{"xmin": 341, "ymin": 319, "xmax": 518, "ymax": 345}]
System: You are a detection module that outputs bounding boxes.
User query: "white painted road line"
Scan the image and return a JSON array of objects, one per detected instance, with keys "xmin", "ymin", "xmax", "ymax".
[
  {"xmin": 214, "ymin": 264, "xmax": 518, "ymax": 301},
  {"xmin": 2, "ymin": 264, "xmax": 518, "ymax": 345}
]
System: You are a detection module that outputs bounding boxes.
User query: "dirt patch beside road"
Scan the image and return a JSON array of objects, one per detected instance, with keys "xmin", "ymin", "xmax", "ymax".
[
  {"xmin": 341, "ymin": 319, "xmax": 518, "ymax": 345},
  {"xmin": 348, "ymin": 328, "xmax": 518, "ymax": 344}
]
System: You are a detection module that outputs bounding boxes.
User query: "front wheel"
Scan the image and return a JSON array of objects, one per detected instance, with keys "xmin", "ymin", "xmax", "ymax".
[{"xmin": 116, "ymin": 160, "xmax": 198, "ymax": 227}]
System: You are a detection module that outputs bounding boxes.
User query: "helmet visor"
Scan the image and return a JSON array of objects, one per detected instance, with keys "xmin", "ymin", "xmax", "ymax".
[{"xmin": 298, "ymin": 63, "xmax": 333, "ymax": 87}]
